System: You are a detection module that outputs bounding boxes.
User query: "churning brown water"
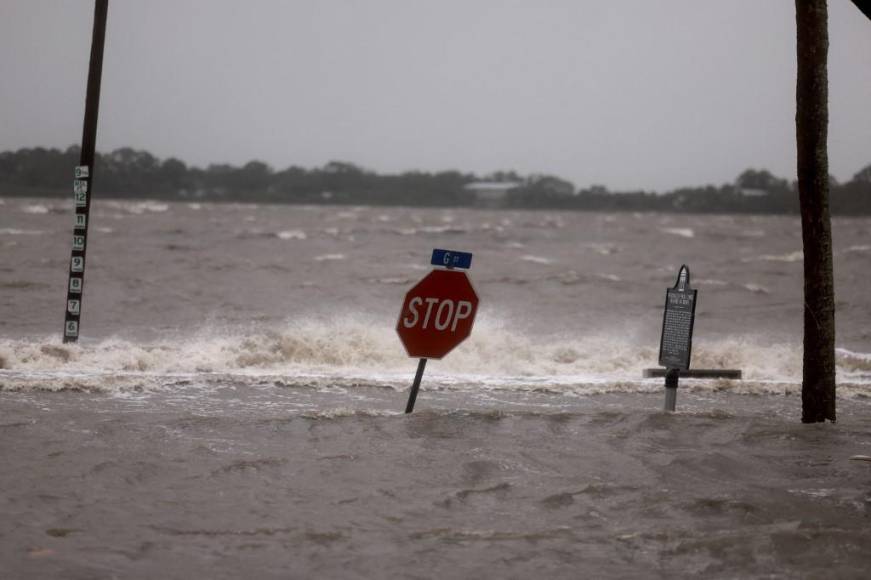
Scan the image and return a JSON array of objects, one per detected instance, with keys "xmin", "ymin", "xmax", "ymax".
[{"xmin": 1, "ymin": 197, "xmax": 870, "ymax": 578}]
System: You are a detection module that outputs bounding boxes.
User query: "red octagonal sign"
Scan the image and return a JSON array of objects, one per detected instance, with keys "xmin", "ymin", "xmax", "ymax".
[{"xmin": 396, "ymin": 269, "xmax": 479, "ymax": 359}]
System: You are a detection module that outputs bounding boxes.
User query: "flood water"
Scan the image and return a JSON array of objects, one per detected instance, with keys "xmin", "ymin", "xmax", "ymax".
[{"xmin": 2, "ymin": 197, "xmax": 870, "ymax": 578}]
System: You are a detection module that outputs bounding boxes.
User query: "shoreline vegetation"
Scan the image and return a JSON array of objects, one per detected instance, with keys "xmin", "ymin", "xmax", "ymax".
[{"xmin": 2, "ymin": 145, "xmax": 871, "ymax": 214}]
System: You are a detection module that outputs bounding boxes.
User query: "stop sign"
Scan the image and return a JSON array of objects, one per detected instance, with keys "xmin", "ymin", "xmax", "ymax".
[{"xmin": 396, "ymin": 269, "xmax": 479, "ymax": 359}]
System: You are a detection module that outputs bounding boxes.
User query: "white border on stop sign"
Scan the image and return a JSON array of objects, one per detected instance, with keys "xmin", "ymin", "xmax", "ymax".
[{"xmin": 395, "ymin": 268, "xmax": 480, "ymax": 359}]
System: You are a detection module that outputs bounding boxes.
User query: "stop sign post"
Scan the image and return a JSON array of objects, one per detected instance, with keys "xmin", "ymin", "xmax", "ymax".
[{"xmin": 396, "ymin": 249, "xmax": 479, "ymax": 413}]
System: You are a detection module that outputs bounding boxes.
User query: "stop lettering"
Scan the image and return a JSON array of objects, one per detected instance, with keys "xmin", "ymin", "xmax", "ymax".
[{"xmin": 396, "ymin": 269, "xmax": 479, "ymax": 359}]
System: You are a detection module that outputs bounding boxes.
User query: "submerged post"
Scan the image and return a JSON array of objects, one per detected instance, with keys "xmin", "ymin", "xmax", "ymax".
[
  {"xmin": 404, "ymin": 358, "xmax": 428, "ymax": 414},
  {"xmin": 796, "ymin": 0, "xmax": 836, "ymax": 422},
  {"xmin": 658, "ymin": 265, "xmax": 697, "ymax": 412},
  {"xmin": 664, "ymin": 368, "xmax": 679, "ymax": 411},
  {"xmin": 63, "ymin": 0, "xmax": 109, "ymax": 343}
]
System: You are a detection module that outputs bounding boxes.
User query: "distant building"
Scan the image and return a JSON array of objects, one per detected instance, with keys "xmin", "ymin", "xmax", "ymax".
[
  {"xmin": 735, "ymin": 187, "xmax": 769, "ymax": 197},
  {"xmin": 462, "ymin": 181, "xmax": 522, "ymax": 206}
]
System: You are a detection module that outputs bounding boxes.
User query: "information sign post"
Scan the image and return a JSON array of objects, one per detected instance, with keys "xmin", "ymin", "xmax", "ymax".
[{"xmin": 658, "ymin": 265, "xmax": 697, "ymax": 411}]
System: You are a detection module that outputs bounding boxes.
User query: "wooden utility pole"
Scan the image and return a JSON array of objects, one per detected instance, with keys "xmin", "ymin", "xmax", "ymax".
[
  {"xmin": 796, "ymin": 0, "xmax": 835, "ymax": 422},
  {"xmin": 63, "ymin": 0, "xmax": 108, "ymax": 343}
]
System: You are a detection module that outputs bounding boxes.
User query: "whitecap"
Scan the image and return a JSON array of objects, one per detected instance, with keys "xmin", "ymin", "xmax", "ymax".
[
  {"xmin": 124, "ymin": 201, "xmax": 170, "ymax": 214},
  {"xmin": 21, "ymin": 204, "xmax": 49, "ymax": 214},
  {"xmin": 660, "ymin": 227, "xmax": 695, "ymax": 238},
  {"xmin": 742, "ymin": 283, "xmax": 769, "ymax": 294},
  {"xmin": 696, "ymin": 278, "xmax": 728, "ymax": 286},
  {"xmin": 277, "ymin": 230, "xmax": 307, "ymax": 240},
  {"xmin": 419, "ymin": 225, "xmax": 467, "ymax": 234},
  {"xmin": 314, "ymin": 253, "xmax": 346, "ymax": 261},
  {"xmin": 0, "ymin": 228, "xmax": 44, "ymax": 235},
  {"xmin": 6, "ymin": 323, "xmax": 869, "ymax": 396},
  {"xmin": 585, "ymin": 242, "xmax": 618, "ymax": 255},
  {"xmin": 743, "ymin": 251, "xmax": 803, "ymax": 263},
  {"xmin": 556, "ymin": 271, "xmax": 582, "ymax": 285},
  {"xmin": 520, "ymin": 255, "xmax": 554, "ymax": 265}
]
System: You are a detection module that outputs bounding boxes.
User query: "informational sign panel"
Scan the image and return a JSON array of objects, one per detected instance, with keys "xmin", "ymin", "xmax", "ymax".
[
  {"xmin": 658, "ymin": 265, "xmax": 697, "ymax": 370},
  {"xmin": 396, "ymin": 269, "xmax": 479, "ymax": 359}
]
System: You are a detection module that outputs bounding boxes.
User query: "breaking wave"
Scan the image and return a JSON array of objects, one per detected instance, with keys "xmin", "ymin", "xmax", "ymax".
[{"xmin": 1, "ymin": 317, "xmax": 869, "ymax": 397}]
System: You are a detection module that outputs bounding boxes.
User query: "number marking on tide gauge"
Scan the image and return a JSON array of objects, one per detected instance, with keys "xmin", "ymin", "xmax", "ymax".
[{"xmin": 64, "ymin": 165, "xmax": 91, "ymax": 342}]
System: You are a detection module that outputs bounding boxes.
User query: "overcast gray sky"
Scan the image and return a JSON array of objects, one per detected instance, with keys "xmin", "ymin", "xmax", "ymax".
[{"xmin": 2, "ymin": 0, "xmax": 870, "ymax": 191}]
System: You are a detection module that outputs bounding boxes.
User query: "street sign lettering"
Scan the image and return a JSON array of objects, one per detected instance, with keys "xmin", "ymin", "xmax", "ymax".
[
  {"xmin": 401, "ymin": 298, "xmax": 474, "ymax": 332},
  {"xmin": 397, "ymin": 269, "xmax": 479, "ymax": 359},
  {"xmin": 431, "ymin": 249, "xmax": 473, "ymax": 270}
]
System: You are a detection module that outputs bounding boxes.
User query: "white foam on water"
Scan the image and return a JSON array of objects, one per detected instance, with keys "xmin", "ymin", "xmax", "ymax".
[
  {"xmin": 277, "ymin": 229, "xmax": 307, "ymax": 240},
  {"xmin": 584, "ymin": 243, "xmax": 619, "ymax": 255},
  {"xmin": 21, "ymin": 204, "xmax": 49, "ymax": 214},
  {"xmin": 660, "ymin": 228, "xmax": 695, "ymax": 238},
  {"xmin": 596, "ymin": 273, "xmax": 622, "ymax": 282},
  {"xmin": 418, "ymin": 225, "xmax": 467, "ymax": 234},
  {"xmin": 104, "ymin": 201, "xmax": 170, "ymax": 214},
  {"xmin": 0, "ymin": 228, "xmax": 44, "ymax": 235},
  {"xmin": 520, "ymin": 255, "xmax": 554, "ymax": 265},
  {"xmin": 696, "ymin": 279, "xmax": 728, "ymax": 286},
  {"xmin": 2, "ymin": 316, "xmax": 868, "ymax": 397},
  {"xmin": 314, "ymin": 253, "xmax": 346, "ymax": 261},
  {"xmin": 743, "ymin": 251, "xmax": 803, "ymax": 263}
]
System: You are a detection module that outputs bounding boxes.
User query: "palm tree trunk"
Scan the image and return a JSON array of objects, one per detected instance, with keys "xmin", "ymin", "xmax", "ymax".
[{"xmin": 796, "ymin": 0, "xmax": 836, "ymax": 422}]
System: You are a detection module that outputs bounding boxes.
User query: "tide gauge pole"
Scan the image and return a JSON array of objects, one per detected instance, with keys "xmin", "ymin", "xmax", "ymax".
[{"xmin": 63, "ymin": 0, "xmax": 109, "ymax": 343}]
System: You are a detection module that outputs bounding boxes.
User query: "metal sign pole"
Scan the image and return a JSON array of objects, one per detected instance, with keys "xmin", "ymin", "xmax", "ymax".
[
  {"xmin": 404, "ymin": 358, "xmax": 428, "ymax": 414},
  {"xmin": 63, "ymin": 0, "xmax": 109, "ymax": 343},
  {"xmin": 664, "ymin": 368, "xmax": 679, "ymax": 411}
]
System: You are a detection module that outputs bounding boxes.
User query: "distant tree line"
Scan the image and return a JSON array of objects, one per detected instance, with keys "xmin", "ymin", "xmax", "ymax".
[{"xmin": 2, "ymin": 145, "xmax": 870, "ymax": 214}]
